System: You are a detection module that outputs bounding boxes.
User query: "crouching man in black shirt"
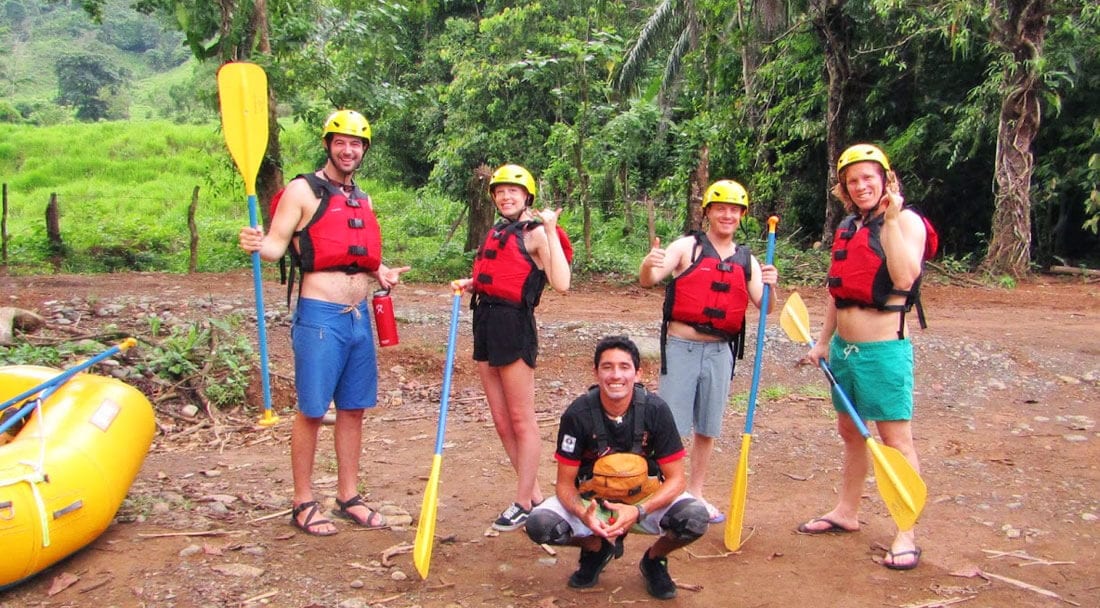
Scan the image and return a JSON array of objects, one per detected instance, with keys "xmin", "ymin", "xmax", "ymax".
[{"xmin": 525, "ymin": 335, "xmax": 708, "ymax": 599}]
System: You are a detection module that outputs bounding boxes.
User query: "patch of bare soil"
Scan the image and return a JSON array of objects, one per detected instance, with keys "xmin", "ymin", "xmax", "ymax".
[{"xmin": 1, "ymin": 270, "xmax": 1098, "ymax": 607}]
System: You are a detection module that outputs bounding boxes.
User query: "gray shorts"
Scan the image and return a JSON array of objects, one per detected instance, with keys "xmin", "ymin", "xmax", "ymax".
[
  {"xmin": 530, "ymin": 491, "xmax": 698, "ymax": 536},
  {"xmin": 658, "ymin": 336, "xmax": 734, "ymax": 438}
]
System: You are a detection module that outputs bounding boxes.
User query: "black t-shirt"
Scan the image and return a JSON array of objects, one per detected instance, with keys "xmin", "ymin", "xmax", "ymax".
[{"xmin": 554, "ymin": 386, "xmax": 686, "ymax": 482}]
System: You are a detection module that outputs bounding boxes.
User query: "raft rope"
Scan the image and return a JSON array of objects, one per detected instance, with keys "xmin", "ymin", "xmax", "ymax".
[{"xmin": 0, "ymin": 396, "xmax": 52, "ymax": 548}]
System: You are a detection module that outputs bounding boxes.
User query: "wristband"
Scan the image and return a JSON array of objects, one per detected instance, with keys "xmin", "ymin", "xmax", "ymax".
[{"xmin": 635, "ymin": 503, "xmax": 647, "ymax": 521}]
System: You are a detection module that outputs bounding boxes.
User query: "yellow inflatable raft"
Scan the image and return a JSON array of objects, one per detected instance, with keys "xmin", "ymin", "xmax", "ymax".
[{"xmin": 0, "ymin": 365, "xmax": 155, "ymax": 588}]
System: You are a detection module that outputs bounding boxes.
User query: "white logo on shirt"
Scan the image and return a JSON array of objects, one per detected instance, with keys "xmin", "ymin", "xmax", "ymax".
[{"xmin": 562, "ymin": 434, "xmax": 576, "ymax": 452}]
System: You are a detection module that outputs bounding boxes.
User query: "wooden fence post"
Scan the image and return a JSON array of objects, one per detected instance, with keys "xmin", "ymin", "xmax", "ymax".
[
  {"xmin": 188, "ymin": 185, "xmax": 200, "ymax": 273},
  {"xmin": 2, "ymin": 183, "xmax": 8, "ymax": 267},
  {"xmin": 46, "ymin": 192, "xmax": 62, "ymax": 271}
]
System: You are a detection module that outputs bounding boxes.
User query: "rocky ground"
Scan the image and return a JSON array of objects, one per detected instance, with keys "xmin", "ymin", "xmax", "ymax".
[{"xmin": 1, "ymin": 270, "xmax": 1098, "ymax": 608}]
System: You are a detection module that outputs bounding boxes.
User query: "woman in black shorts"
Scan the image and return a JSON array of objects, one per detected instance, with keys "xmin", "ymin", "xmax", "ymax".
[{"xmin": 454, "ymin": 164, "xmax": 572, "ymax": 530}]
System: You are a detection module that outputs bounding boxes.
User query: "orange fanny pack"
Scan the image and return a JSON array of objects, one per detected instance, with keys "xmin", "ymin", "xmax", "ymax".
[{"xmin": 578, "ymin": 452, "xmax": 661, "ymax": 504}]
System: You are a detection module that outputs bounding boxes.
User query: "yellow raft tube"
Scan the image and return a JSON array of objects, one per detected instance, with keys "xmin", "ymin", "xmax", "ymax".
[{"xmin": 0, "ymin": 365, "xmax": 155, "ymax": 588}]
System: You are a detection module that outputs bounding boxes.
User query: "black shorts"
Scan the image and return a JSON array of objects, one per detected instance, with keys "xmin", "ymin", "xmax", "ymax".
[{"xmin": 472, "ymin": 301, "xmax": 538, "ymax": 368}]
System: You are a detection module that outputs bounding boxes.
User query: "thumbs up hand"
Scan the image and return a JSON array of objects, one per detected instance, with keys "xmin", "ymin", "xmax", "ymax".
[{"xmin": 642, "ymin": 237, "xmax": 664, "ymax": 270}]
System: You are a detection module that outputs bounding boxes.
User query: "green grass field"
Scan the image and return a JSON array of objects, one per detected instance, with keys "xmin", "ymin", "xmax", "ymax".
[{"xmin": 0, "ymin": 120, "xmax": 473, "ymax": 279}]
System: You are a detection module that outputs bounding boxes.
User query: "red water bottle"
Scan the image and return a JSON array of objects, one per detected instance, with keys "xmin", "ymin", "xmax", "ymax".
[{"xmin": 372, "ymin": 289, "xmax": 399, "ymax": 347}]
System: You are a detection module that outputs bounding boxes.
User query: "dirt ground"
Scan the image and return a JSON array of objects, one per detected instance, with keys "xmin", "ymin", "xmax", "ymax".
[{"xmin": 1, "ymin": 270, "xmax": 1098, "ymax": 608}]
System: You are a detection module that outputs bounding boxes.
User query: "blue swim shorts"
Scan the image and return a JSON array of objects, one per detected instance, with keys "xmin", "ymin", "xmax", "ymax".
[{"xmin": 291, "ymin": 297, "xmax": 378, "ymax": 418}]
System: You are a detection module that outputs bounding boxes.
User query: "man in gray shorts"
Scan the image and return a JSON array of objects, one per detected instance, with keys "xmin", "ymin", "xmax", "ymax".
[{"xmin": 638, "ymin": 180, "xmax": 778, "ymax": 523}]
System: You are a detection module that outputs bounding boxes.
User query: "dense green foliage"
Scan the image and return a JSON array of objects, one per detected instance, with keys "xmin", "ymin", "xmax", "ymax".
[{"xmin": 2, "ymin": 0, "xmax": 1098, "ymax": 274}]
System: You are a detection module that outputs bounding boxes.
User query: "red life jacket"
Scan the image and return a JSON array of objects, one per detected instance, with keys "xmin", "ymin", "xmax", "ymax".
[
  {"xmin": 827, "ymin": 209, "xmax": 938, "ymax": 337},
  {"xmin": 660, "ymin": 232, "xmax": 751, "ymax": 374},
  {"xmin": 471, "ymin": 219, "xmax": 573, "ymax": 308},
  {"xmin": 268, "ymin": 173, "xmax": 383, "ymax": 306}
]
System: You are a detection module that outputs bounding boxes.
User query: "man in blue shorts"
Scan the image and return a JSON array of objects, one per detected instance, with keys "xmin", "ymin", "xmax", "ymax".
[
  {"xmin": 239, "ymin": 109, "xmax": 409, "ymax": 536},
  {"xmin": 525, "ymin": 336, "xmax": 708, "ymax": 599}
]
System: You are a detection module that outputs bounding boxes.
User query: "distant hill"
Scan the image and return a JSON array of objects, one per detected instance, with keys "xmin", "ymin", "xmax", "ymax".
[{"xmin": 0, "ymin": 0, "xmax": 203, "ymax": 124}]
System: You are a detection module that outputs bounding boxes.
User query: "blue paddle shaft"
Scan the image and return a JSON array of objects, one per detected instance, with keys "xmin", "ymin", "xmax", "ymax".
[
  {"xmin": 742, "ymin": 224, "xmax": 778, "ymax": 432},
  {"xmin": 433, "ymin": 293, "xmax": 462, "ymax": 454},
  {"xmin": 804, "ymin": 336, "xmax": 874, "ymax": 440},
  {"xmin": 0, "ymin": 343, "xmax": 126, "ymax": 415},
  {"xmin": 246, "ymin": 193, "xmax": 273, "ymax": 414}
]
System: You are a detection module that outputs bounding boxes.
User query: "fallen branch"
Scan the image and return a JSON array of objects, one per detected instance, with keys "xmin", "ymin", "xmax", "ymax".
[
  {"xmin": 982, "ymin": 549, "xmax": 1075, "ymax": 567},
  {"xmin": 137, "ymin": 529, "xmax": 243, "ymax": 539},
  {"xmin": 901, "ymin": 596, "xmax": 975, "ymax": 608},
  {"xmin": 239, "ymin": 590, "xmax": 279, "ymax": 605},
  {"xmin": 951, "ymin": 567, "xmax": 1080, "ymax": 606},
  {"xmin": 1048, "ymin": 265, "xmax": 1100, "ymax": 278},
  {"xmin": 782, "ymin": 472, "xmax": 814, "ymax": 481},
  {"xmin": 381, "ymin": 414, "xmax": 432, "ymax": 422},
  {"xmin": 248, "ymin": 508, "xmax": 292, "ymax": 524},
  {"xmin": 675, "ymin": 580, "xmax": 703, "ymax": 592},
  {"xmin": 78, "ymin": 576, "xmax": 113, "ymax": 594},
  {"xmin": 381, "ymin": 542, "xmax": 414, "ymax": 567}
]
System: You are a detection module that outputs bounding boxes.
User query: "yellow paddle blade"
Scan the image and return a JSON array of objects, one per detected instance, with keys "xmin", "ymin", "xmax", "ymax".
[
  {"xmin": 780, "ymin": 292, "xmax": 812, "ymax": 344},
  {"xmin": 217, "ymin": 62, "xmax": 269, "ymax": 196},
  {"xmin": 724, "ymin": 433, "xmax": 752, "ymax": 551},
  {"xmin": 413, "ymin": 455, "xmax": 443, "ymax": 579},
  {"xmin": 866, "ymin": 439, "xmax": 927, "ymax": 531}
]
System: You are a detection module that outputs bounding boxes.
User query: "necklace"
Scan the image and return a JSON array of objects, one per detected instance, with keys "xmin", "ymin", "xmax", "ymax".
[
  {"xmin": 606, "ymin": 411, "xmax": 626, "ymax": 425},
  {"xmin": 322, "ymin": 171, "xmax": 355, "ymax": 193}
]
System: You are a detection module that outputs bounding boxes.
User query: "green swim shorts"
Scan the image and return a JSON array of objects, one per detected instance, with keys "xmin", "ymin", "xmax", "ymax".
[{"xmin": 828, "ymin": 335, "xmax": 914, "ymax": 421}]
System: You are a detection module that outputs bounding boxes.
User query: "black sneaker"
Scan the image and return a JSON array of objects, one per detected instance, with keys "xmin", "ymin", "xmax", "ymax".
[
  {"xmin": 639, "ymin": 551, "xmax": 677, "ymax": 599},
  {"xmin": 491, "ymin": 502, "xmax": 530, "ymax": 531},
  {"xmin": 568, "ymin": 539, "xmax": 617, "ymax": 588}
]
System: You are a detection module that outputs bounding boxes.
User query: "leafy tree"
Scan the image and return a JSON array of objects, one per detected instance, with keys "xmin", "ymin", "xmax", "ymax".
[
  {"xmin": 78, "ymin": 0, "xmax": 285, "ymax": 220},
  {"xmin": 54, "ymin": 51, "xmax": 131, "ymax": 120}
]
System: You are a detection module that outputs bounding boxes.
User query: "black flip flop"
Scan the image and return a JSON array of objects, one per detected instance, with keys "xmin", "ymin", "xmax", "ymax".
[
  {"xmin": 796, "ymin": 516, "xmax": 859, "ymax": 535},
  {"xmin": 884, "ymin": 547, "xmax": 922, "ymax": 570}
]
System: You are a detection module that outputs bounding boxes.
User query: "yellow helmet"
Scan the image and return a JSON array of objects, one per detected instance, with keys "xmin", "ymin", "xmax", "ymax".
[
  {"xmin": 837, "ymin": 144, "xmax": 891, "ymax": 173},
  {"xmin": 702, "ymin": 180, "xmax": 749, "ymax": 210},
  {"xmin": 322, "ymin": 109, "xmax": 371, "ymax": 143},
  {"xmin": 489, "ymin": 164, "xmax": 537, "ymax": 200}
]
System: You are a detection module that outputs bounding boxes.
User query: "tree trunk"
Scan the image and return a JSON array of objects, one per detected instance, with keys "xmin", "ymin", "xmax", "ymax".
[
  {"xmin": 253, "ymin": 0, "xmax": 283, "ymax": 227},
  {"xmin": 46, "ymin": 192, "xmax": 62, "ymax": 272},
  {"xmin": 188, "ymin": 186, "xmax": 200, "ymax": 273},
  {"xmin": 465, "ymin": 165, "xmax": 494, "ymax": 253},
  {"xmin": 740, "ymin": 0, "xmax": 787, "ymax": 131},
  {"xmin": 981, "ymin": 0, "xmax": 1049, "ymax": 278},
  {"xmin": 812, "ymin": 0, "xmax": 852, "ymax": 246},
  {"xmin": 686, "ymin": 145, "xmax": 709, "ymax": 233}
]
